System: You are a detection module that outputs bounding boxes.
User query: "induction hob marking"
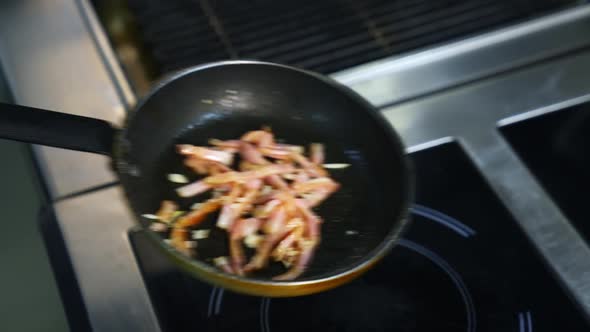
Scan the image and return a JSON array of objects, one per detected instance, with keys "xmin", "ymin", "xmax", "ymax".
[
  {"xmin": 261, "ymin": 297, "xmax": 271, "ymax": 332},
  {"xmin": 207, "ymin": 287, "xmax": 225, "ymax": 317},
  {"xmin": 207, "ymin": 287, "xmax": 218, "ymax": 317},
  {"xmin": 215, "ymin": 288, "xmax": 225, "ymax": 315},
  {"xmin": 412, "ymin": 204, "xmax": 476, "ymax": 237},
  {"xmin": 260, "ymin": 239, "xmax": 477, "ymax": 332},
  {"xmin": 398, "ymin": 239, "xmax": 477, "ymax": 332},
  {"xmin": 527, "ymin": 311, "xmax": 533, "ymax": 332},
  {"xmin": 518, "ymin": 311, "xmax": 533, "ymax": 332}
]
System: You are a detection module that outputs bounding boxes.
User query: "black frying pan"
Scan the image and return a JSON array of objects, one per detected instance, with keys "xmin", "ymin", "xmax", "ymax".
[{"xmin": 0, "ymin": 61, "xmax": 412, "ymax": 297}]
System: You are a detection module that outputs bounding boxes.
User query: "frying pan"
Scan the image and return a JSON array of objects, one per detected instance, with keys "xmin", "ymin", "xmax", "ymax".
[{"xmin": 0, "ymin": 61, "xmax": 412, "ymax": 297}]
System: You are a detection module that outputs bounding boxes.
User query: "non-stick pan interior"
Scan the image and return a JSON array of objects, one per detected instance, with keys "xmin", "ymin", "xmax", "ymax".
[{"xmin": 118, "ymin": 62, "xmax": 411, "ymax": 281}]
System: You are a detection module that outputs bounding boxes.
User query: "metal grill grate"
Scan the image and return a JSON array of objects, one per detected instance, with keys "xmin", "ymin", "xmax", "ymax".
[{"xmin": 125, "ymin": 0, "xmax": 575, "ymax": 76}]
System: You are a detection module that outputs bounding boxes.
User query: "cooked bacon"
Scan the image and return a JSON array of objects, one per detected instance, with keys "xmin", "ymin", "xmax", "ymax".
[
  {"xmin": 262, "ymin": 206, "xmax": 286, "ymax": 234},
  {"xmin": 292, "ymin": 177, "xmax": 337, "ymax": 193},
  {"xmin": 175, "ymin": 199, "xmax": 221, "ymax": 229},
  {"xmin": 209, "ymin": 139, "xmax": 241, "ymax": 152},
  {"xmin": 156, "ymin": 200, "xmax": 178, "ymax": 222},
  {"xmin": 295, "ymin": 199, "xmax": 322, "ymax": 240},
  {"xmin": 171, "ymin": 199, "xmax": 221, "ymax": 255},
  {"xmin": 240, "ymin": 142, "xmax": 269, "ymax": 165},
  {"xmin": 273, "ymin": 239, "xmax": 317, "ymax": 281},
  {"xmin": 272, "ymin": 219, "xmax": 304, "ymax": 262},
  {"xmin": 230, "ymin": 218, "xmax": 263, "ymax": 274},
  {"xmin": 217, "ymin": 180, "xmax": 261, "ymax": 229},
  {"xmin": 254, "ymin": 199, "xmax": 281, "ymax": 218},
  {"xmin": 176, "ymin": 180, "xmax": 212, "ymax": 197},
  {"xmin": 184, "ymin": 157, "xmax": 208, "ymax": 174},
  {"xmin": 265, "ymin": 174, "xmax": 290, "ymax": 190},
  {"xmin": 217, "ymin": 203, "xmax": 239, "ymax": 230},
  {"xmin": 292, "ymin": 177, "xmax": 340, "ymax": 207},
  {"xmin": 291, "ymin": 152, "xmax": 327, "ymax": 178},
  {"xmin": 292, "ymin": 171, "xmax": 310, "ymax": 185},
  {"xmin": 239, "ymin": 160, "xmax": 262, "ymax": 171},
  {"xmin": 304, "ymin": 187, "xmax": 340, "ymax": 207},
  {"xmin": 159, "ymin": 127, "xmax": 341, "ymax": 279},
  {"xmin": 244, "ymin": 229, "xmax": 290, "ymax": 272},
  {"xmin": 274, "ymin": 143, "xmax": 304, "ymax": 154},
  {"xmin": 177, "ymin": 145, "xmax": 234, "ymax": 165},
  {"xmin": 184, "ymin": 156, "xmax": 232, "ymax": 175},
  {"xmin": 204, "ymin": 164, "xmax": 294, "ymax": 185},
  {"xmin": 239, "ymin": 144, "xmax": 290, "ymax": 194},
  {"xmin": 213, "ymin": 256, "xmax": 234, "ymax": 274},
  {"xmin": 241, "ymin": 130, "xmax": 274, "ymax": 147},
  {"xmin": 309, "ymin": 143, "xmax": 324, "ymax": 165}
]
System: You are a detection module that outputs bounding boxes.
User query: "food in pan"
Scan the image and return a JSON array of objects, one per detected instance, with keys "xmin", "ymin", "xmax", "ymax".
[{"xmin": 148, "ymin": 128, "xmax": 342, "ymax": 280}]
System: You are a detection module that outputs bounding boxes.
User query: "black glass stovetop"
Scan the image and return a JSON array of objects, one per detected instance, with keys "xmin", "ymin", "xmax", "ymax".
[
  {"xmin": 501, "ymin": 102, "xmax": 590, "ymax": 243},
  {"xmin": 129, "ymin": 142, "xmax": 589, "ymax": 332}
]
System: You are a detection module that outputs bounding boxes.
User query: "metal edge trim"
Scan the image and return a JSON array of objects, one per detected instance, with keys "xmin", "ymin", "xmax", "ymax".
[
  {"xmin": 75, "ymin": 0, "xmax": 137, "ymax": 112},
  {"xmin": 333, "ymin": 5, "xmax": 590, "ymax": 85}
]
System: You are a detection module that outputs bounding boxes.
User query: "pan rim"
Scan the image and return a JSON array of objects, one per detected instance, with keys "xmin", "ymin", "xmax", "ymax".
[{"xmin": 116, "ymin": 60, "xmax": 414, "ymax": 296}]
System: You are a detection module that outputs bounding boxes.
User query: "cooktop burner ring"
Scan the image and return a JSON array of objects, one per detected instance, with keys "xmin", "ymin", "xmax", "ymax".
[
  {"xmin": 258, "ymin": 235, "xmax": 477, "ymax": 332},
  {"xmin": 201, "ymin": 205, "xmax": 545, "ymax": 332},
  {"xmin": 411, "ymin": 204, "xmax": 477, "ymax": 238},
  {"xmin": 207, "ymin": 287, "xmax": 225, "ymax": 317},
  {"xmin": 202, "ymin": 205, "xmax": 479, "ymax": 332},
  {"xmin": 518, "ymin": 311, "xmax": 534, "ymax": 332}
]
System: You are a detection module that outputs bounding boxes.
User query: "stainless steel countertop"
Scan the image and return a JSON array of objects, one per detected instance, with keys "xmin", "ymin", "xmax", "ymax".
[
  {"xmin": 0, "ymin": 0, "xmax": 135, "ymax": 197},
  {"xmin": 333, "ymin": 5, "xmax": 590, "ymax": 107},
  {"xmin": 0, "ymin": 1, "xmax": 158, "ymax": 331},
  {"xmin": 1, "ymin": 1, "xmax": 590, "ymax": 331}
]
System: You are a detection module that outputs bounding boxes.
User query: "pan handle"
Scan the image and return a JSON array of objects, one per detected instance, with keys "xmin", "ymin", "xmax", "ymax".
[{"xmin": 0, "ymin": 102, "xmax": 115, "ymax": 155}]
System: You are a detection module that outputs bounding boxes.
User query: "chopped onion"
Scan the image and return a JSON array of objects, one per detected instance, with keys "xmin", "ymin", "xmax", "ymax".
[
  {"xmin": 190, "ymin": 202, "xmax": 203, "ymax": 210},
  {"xmin": 192, "ymin": 229, "xmax": 210, "ymax": 240},
  {"xmin": 213, "ymin": 256, "xmax": 230, "ymax": 266},
  {"xmin": 280, "ymin": 248, "xmax": 299, "ymax": 268},
  {"xmin": 168, "ymin": 173, "xmax": 189, "ymax": 183},
  {"xmin": 159, "ymin": 211, "xmax": 184, "ymax": 224},
  {"xmin": 260, "ymin": 185, "xmax": 273, "ymax": 195},
  {"xmin": 141, "ymin": 214, "xmax": 160, "ymax": 220},
  {"xmin": 244, "ymin": 234, "xmax": 263, "ymax": 248},
  {"xmin": 323, "ymin": 163, "xmax": 351, "ymax": 169},
  {"xmin": 149, "ymin": 222, "xmax": 168, "ymax": 232}
]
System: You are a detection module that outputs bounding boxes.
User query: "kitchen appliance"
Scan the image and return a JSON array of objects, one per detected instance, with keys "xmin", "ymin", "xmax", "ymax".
[
  {"xmin": 1, "ymin": 1, "xmax": 590, "ymax": 331},
  {"xmin": 0, "ymin": 61, "xmax": 412, "ymax": 297}
]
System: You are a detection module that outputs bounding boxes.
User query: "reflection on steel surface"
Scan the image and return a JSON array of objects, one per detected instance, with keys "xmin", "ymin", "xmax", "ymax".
[{"xmin": 2, "ymin": 1, "xmax": 590, "ymax": 331}]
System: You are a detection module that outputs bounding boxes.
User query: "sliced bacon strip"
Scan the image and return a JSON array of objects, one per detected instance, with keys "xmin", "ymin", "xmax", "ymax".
[
  {"xmin": 156, "ymin": 200, "xmax": 178, "ymax": 222},
  {"xmin": 159, "ymin": 128, "xmax": 341, "ymax": 279},
  {"xmin": 171, "ymin": 199, "xmax": 221, "ymax": 255},
  {"xmin": 177, "ymin": 145, "xmax": 234, "ymax": 165},
  {"xmin": 273, "ymin": 239, "xmax": 317, "ymax": 281},
  {"xmin": 241, "ymin": 130, "xmax": 274, "ymax": 147},
  {"xmin": 230, "ymin": 218, "xmax": 263, "ymax": 274},
  {"xmin": 176, "ymin": 180, "xmax": 212, "ymax": 197},
  {"xmin": 204, "ymin": 164, "xmax": 294, "ymax": 185}
]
